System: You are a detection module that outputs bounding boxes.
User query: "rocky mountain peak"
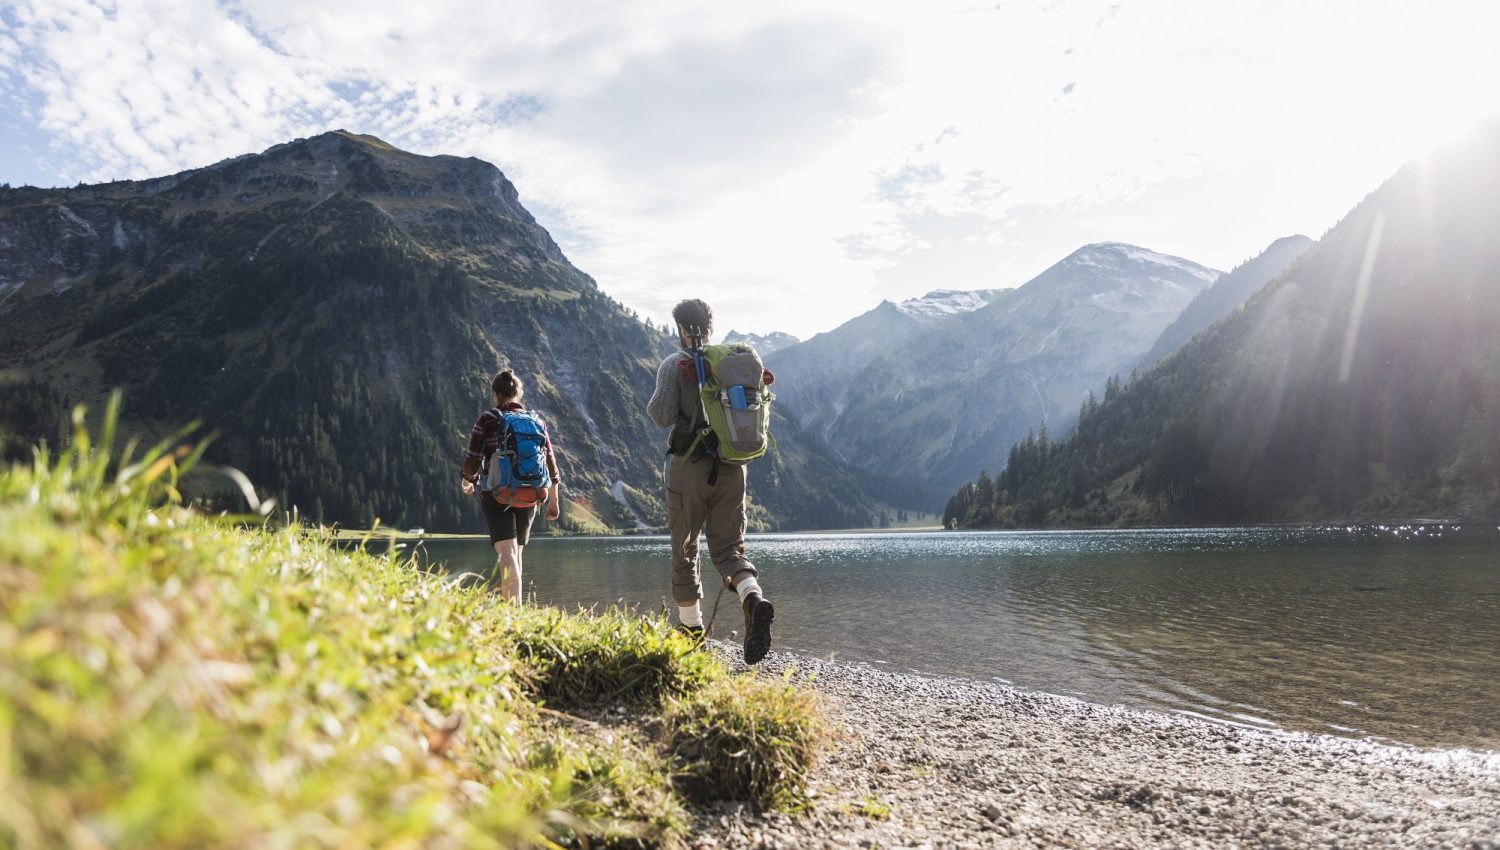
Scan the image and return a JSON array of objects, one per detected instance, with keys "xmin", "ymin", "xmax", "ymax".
[
  {"xmin": 768, "ymin": 239, "xmax": 1223, "ymax": 501},
  {"xmin": 226, "ymin": 130, "xmax": 565, "ymax": 264},
  {"xmin": 895, "ymin": 288, "xmax": 1000, "ymax": 319},
  {"xmin": 1063, "ymin": 242, "xmax": 1220, "ymax": 284},
  {"xmin": 990, "ymin": 242, "xmax": 1219, "ymax": 321},
  {"xmin": 723, "ymin": 329, "xmax": 800, "ymax": 354},
  {"xmin": 0, "ymin": 129, "xmax": 580, "ymax": 320},
  {"xmin": 1265, "ymin": 234, "xmax": 1314, "ymax": 255}
]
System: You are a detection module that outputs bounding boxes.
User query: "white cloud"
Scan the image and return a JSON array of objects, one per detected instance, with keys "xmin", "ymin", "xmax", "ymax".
[
  {"xmin": 9, "ymin": 0, "xmax": 335, "ymax": 178},
  {"xmin": 0, "ymin": 29, "xmax": 19, "ymax": 69},
  {"xmin": 3, "ymin": 0, "xmax": 1499, "ymax": 336}
]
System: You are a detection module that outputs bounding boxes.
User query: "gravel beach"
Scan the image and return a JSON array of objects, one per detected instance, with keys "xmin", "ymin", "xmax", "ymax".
[{"xmin": 694, "ymin": 647, "xmax": 1500, "ymax": 849}]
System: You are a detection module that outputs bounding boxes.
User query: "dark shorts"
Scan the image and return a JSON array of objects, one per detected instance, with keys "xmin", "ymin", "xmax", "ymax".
[{"xmin": 480, "ymin": 494, "xmax": 536, "ymax": 546}]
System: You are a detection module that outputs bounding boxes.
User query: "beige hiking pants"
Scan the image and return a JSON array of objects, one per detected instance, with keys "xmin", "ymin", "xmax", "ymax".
[{"xmin": 666, "ymin": 453, "xmax": 756, "ymax": 603}]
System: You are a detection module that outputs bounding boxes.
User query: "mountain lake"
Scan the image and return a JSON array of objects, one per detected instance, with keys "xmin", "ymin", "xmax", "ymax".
[{"xmin": 393, "ymin": 526, "xmax": 1500, "ymax": 753}]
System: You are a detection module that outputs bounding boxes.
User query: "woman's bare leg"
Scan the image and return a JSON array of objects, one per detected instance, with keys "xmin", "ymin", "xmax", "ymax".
[
  {"xmin": 515, "ymin": 544, "xmax": 527, "ymax": 602},
  {"xmin": 493, "ymin": 539, "xmax": 522, "ymax": 601}
]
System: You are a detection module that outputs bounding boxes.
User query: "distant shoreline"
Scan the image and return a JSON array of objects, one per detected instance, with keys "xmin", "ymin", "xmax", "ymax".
[
  {"xmin": 335, "ymin": 519, "xmax": 1494, "ymax": 546},
  {"xmin": 952, "ymin": 517, "xmax": 1496, "ymax": 533},
  {"xmin": 333, "ymin": 524, "xmax": 950, "ymax": 544}
]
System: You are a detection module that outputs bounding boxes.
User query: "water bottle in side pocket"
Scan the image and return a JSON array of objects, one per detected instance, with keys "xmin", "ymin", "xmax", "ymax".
[{"xmin": 726, "ymin": 385, "xmax": 748, "ymax": 410}]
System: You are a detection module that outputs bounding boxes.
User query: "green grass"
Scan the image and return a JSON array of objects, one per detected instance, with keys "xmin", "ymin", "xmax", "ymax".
[
  {"xmin": 507, "ymin": 606, "xmax": 721, "ymax": 709},
  {"xmin": 0, "ymin": 397, "xmax": 825, "ymax": 848},
  {"xmin": 858, "ymin": 795, "xmax": 892, "ymax": 820},
  {"xmin": 663, "ymin": 673, "xmax": 825, "ymax": 812},
  {"xmin": 550, "ymin": 496, "xmax": 614, "ymax": 536}
]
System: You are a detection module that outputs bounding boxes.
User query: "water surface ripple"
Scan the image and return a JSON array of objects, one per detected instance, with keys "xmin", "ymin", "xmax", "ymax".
[{"xmin": 409, "ymin": 525, "xmax": 1500, "ymax": 751}]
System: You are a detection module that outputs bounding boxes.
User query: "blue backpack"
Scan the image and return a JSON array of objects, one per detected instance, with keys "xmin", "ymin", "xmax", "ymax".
[{"xmin": 483, "ymin": 408, "xmax": 552, "ymax": 508}]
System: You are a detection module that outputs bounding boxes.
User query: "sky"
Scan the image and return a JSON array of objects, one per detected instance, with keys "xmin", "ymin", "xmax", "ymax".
[{"xmin": 2, "ymin": 1, "xmax": 1497, "ymax": 338}]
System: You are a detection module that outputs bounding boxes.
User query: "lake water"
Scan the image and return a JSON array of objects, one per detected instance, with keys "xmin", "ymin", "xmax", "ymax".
[{"xmin": 400, "ymin": 526, "xmax": 1500, "ymax": 752}]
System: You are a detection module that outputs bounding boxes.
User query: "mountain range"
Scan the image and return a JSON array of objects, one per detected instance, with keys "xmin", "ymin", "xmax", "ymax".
[
  {"xmin": 945, "ymin": 119, "xmax": 1500, "ymax": 527},
  {"xmin": 722, "ymin": 330, "xmax": 800, "ymax": 355},
  {"xmin": 8, "ymin": 123, "xmax": 1490, "ymax": 533},
  {"xmin": 765, "ymin": 242, "xmax": 1223, "ymax": 503},
  {"xmin": 0, "ymin": 131, "xmax": 876, "ymax": 532}
]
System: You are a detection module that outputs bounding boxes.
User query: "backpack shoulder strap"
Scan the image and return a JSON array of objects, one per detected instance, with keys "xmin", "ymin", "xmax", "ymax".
[{"xmin": 492, "ymin": 407, "xmax": 513, "ymax": 444}]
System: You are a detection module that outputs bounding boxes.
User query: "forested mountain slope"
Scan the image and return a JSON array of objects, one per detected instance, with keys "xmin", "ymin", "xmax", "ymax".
[
  {"xmin": 0, "ymin": 131, "xmax": 874, "ymax": 531},
  {"xmin": 1137, "ymin": 234, "xmax": 1313, "ymax": 370},
  {"xmin": 945, "ymin": 122, "xmax": 1500, "ymax": 528}
]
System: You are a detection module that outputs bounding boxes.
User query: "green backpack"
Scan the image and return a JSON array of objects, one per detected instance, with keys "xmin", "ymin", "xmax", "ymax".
[{"xmin": 685, "ymin": 343, "xmax": 776, "ymax": 463}]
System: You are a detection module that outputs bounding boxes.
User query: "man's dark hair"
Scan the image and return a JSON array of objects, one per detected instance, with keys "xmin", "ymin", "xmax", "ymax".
[{"xmin": 672, "ymin": 299, "xmax": 713, "ymax": 336}]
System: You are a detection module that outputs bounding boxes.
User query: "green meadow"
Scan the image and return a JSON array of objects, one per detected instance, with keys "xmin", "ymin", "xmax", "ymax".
[{"xmin": 0, "ymin": 399, "xmax": 823, "ymax": 849}]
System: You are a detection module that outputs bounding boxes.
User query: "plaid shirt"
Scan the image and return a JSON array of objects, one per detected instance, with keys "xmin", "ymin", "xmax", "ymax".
[{"xmin": 461, "ymin": 402, "xmax": 555, "ymax": 484}]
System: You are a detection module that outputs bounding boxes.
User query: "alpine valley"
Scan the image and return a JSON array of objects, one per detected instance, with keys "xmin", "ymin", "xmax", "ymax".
[
  {"xmin": 944, "ymin": 120, "xmax": 1500, "ymax": 528},
  {"xmin": 0, "ymin": 131, "xmax": 875, "ymax": 533},
  {"xmin": 766, "ymin": 242, "xmax": 1228, "ymax": 505}
]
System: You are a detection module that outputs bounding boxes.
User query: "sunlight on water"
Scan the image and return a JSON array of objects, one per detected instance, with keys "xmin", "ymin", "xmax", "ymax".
[{"xmin": 404, "ymin": 526, "xmax": 1500, "ymax": 751}]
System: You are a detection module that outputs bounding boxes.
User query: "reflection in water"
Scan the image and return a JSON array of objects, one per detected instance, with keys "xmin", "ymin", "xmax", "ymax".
[{"xmin": 399, "ymin": 526, "xmax": 1500, "ymax": 751}]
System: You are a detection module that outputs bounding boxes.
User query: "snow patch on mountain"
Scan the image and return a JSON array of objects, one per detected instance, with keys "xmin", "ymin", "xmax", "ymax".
[
  {"xmin": 1073, "ymin": 242, "xmax": 1220, "ymax": 284},
  {"xmin": 723, "ymin": 330, "xmax": 800, "ymax": 354},
  {"xmin": 896, "ymin": 289, "xmax": 996, "ymax": 318}
]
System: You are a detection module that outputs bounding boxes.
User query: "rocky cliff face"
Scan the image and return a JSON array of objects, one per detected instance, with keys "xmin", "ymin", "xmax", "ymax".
[
  {"xmin": 0, "ymin": 131, "xmax": 875, "ymax": 531},
  {"xmin": 766, "ymin": 243, "xmax": 1219, "ymax": 504},
  {"xmin": 0, "ymin": 132, "xmax": 563, "ymax": 303}
]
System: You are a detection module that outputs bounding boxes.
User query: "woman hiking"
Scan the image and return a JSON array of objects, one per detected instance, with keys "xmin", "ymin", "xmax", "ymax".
[{"xmin": 460, "ymin": 369, "xmax": 562, "ymax": 601}]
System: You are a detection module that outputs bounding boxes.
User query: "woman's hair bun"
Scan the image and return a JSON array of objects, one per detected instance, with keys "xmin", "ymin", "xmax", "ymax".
[{"xmin": 493, "ymin": 369, "xmax": 524, "ymax": 401}]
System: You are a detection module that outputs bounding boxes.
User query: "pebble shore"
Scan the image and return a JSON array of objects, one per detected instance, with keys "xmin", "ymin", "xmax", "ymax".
[{"xmin": 695, "ymin": 647, "xmax": 1500, "ymax": 849}]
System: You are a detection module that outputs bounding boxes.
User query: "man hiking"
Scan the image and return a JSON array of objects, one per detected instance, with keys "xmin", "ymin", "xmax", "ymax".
[{"xmin": 648, "ymin": 298, "xmax": 775, "ymax": 664}]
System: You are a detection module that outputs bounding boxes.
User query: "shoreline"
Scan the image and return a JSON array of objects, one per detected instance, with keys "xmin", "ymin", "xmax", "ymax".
[
  {"xmin": 697, "ymin": 648, "xmax": 1500, "ymax": 849},
  {"xmin": 340, "ymin": 520, "xmax": 1500, "ymax": 545},
  {"xmin": 335, "ymin": 525, "xmax": 950, "ymax": 543}
]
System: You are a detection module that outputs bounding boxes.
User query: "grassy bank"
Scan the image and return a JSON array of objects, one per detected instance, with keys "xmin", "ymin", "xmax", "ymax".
[{"xmin": 0, "ymin": 403, "xmax": 824, "ymax": 849}]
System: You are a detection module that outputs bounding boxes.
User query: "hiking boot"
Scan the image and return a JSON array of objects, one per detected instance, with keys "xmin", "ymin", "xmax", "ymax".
[
  {"xmin": 675, "ymin": 623, "xmax": 705, "ymax": 646},
  {"xmin": 741, "ymin": 592, "xmax": 774, "ymax": 664}
]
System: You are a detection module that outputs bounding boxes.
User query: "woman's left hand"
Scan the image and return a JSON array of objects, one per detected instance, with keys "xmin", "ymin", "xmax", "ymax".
[{"xmin": 461, "ymin": 479, "xmax": 475, "ymax": 496}]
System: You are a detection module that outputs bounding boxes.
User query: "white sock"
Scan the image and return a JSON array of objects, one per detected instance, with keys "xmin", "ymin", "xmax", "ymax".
[
  {"xmin": 678, "ymin": 601, "xmax": 703, "ymax": 627},
  {"xmin": 734, "ymin": 576, "xmax": 762, "ymax": 603}
]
